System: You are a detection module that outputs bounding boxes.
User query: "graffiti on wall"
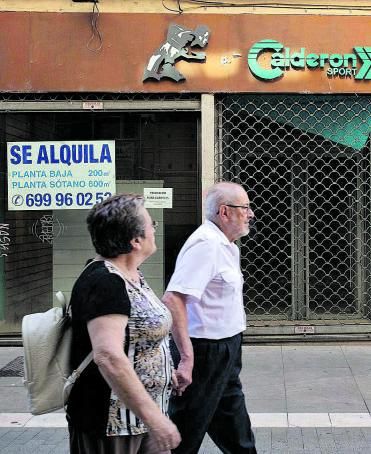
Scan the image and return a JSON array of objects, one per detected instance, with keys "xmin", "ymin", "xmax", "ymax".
[
  {"xmin": 31, "ymin": 215, "xmax": 64, "ymax": 244},
  {"xmin": 0, "ymin": 224, "xmax": 10, "ymax": 257}
]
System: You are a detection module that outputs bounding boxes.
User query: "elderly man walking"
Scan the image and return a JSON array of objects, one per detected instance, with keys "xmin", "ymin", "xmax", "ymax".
[{"xmin": 163, "ymin": 182, "xmax": 257, "ymax": 454}]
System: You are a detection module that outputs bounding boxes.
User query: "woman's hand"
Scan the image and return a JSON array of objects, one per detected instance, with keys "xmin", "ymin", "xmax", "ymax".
[{"xmin": 150, "ymin": 416, "xmax": 181, "ymax": 451}]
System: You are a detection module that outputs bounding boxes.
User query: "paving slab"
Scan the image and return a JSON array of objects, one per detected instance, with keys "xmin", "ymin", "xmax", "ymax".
[
  {"xmin": 282, "ymin": 345, "xmax": 347, "ymax": 370},
  {"xmin": 271, "ymin": 427, "xmax": 289, "ymax": 452},
  {"xmin": 353, "ymin": 373, "xmax": 371, "ymax": 400},
  {"xmin": 245, "ymin": 383, "xmax": 287, "ymax": 400},
  {"xmin": 286, "ymin": 397, "xmax": 369, "ymax": 414},
  {"xmin": 242, "ymin": 347, "xmax": 284, "ymax": 372},
  {"xmin": 302, "ymin": 427, "xmax": 321, "ymax": 451},
  {"xmin": 288, "ymin": 413, "xmax": 331, "ymax": 428},
  {"xmin": 284, "ymin": 366, "xmax": 353, "ymax": 385},
  {"xmin": 329, "ymin": 413, "xmax": 371, "ymax": 427},
  {"xmin": 247, "ymin": 398, "xmax": 287, "ymax": 413},
  {"xmin": 341, "ymin": 345, "xmax": 371, "ymax": 373},
  {"xmin": 254, "ymin": 427, "xmax": 272, "ymax": 453},
  {"xmin": 0, "ymin": 413, "xmax": 32, "ymax": 427},
  {"xmin": 251, "ymin": 413, "xmax": 287, "ymax": 427}
]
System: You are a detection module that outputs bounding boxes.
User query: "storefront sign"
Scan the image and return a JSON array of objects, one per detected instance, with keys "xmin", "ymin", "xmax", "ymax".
[
  {"xmin": 0, "ymin": 13, "xmax": 369, "ymax": 93},
  {"xmin": 143, "ymin": 24, "xmax": 209, "ymax": 82},
  {"xmin": 7, "ymin": 141, "xmax": 116, "ymax": 210},
  {"xmin": 144, "ymin": 188, "xmax": 173, "ymax": 208},
  {"xmin": 248, "ymin": 39, "xmax": 371, "ymax": 81}
]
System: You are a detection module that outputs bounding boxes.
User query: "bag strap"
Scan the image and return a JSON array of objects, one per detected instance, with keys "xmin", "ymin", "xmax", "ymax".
[
  {"xmin": 66, "ymin": 259, "xmax": 97, "ymax": 316},
  {"xmin": 65, "ymin": 260, "xmax": 98, "ymax": 380},
  {"xmin": 73, "ymin": 351, "xmax": 94, "ymax": 377}
]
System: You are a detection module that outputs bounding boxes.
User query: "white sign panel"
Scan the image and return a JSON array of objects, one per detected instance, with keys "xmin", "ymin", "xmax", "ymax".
[
  {"xmin": 7, "ymin": 141, "xmax": 116, "ymax": 210},
  {"xmin": 294, "ymin": 325, "xmax": 315, "ymax": 334},
  {"xmin": 144, "ymin": 188, "xmax": 173, "ymax": 209}
]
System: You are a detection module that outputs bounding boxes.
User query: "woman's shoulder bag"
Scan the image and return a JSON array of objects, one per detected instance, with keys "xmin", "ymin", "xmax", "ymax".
[{"xmin": 22, "ymin": 270, "xmax": 94, "ymax": 415}]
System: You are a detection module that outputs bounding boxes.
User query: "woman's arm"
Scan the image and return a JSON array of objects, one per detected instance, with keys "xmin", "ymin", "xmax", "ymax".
[{"xmin": 87, "ymin": 314, "xmax": 180, "ymax": 451}]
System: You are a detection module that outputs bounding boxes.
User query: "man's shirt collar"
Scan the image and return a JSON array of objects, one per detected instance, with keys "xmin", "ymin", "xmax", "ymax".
[{"xmin": 204, "ymin": 219, "xmax": 231, "ymax": 246}]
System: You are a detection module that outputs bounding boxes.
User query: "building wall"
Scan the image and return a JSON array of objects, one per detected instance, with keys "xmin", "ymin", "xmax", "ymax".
[
  {"xmin": 0, "ymin": 0, "xmax": 369, "ymax": 15},
  {"xmin": 3, "ymin": 115, "xmax": 55, "ymax": 329}
]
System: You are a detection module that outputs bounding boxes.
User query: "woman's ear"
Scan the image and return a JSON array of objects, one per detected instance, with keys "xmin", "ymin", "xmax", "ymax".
[{"xmin": 130, "ymin": 237, "xmax": 141, "ymax": 251}]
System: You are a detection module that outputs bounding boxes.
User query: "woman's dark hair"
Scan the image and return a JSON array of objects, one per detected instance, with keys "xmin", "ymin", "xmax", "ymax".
[{"xmin": 86, "ymin": 193, "xmax": 146, "ymax": 258}]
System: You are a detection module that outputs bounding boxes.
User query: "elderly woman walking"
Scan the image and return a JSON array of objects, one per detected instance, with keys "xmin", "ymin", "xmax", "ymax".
[{"xmin": 66, "ymin": 193, "xmax": 180, "ymax": 454}]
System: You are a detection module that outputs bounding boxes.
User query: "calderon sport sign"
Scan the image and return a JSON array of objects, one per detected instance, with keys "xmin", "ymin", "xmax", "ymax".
[{"xmin": 248, "ymin": 39, "xmax": 371, "ymax": 81}]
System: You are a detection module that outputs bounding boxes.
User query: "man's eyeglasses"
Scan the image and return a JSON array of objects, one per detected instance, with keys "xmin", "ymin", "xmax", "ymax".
[
  {"xmin": 225, "ymin": 204, "xmax": 251, "ymax": 211},
  {"xmin": 152, "ymin": 220, "xmax": 159, "ymax": 231},
  {"xmin": 217, "ymin": 204, "xmax": 251, "ymax": 214}
]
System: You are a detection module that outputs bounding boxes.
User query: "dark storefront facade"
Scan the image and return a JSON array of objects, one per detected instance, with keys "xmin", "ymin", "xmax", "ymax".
[{"xmin": 0, "ymin": 11, "xmax": 370, "ymax": 340}]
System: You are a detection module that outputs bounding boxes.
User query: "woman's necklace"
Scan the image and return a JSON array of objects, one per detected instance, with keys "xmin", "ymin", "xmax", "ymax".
[
  {"xmin": 96, "ymin": 257, "xmax": 140, "ymax": 284},
  {"xmin": 126, "ymin": 273, "xmax": 140, "ymax": 285},
  {"xmin": 116, "ymin": 267, "xmax": 139, "ymax": 284},
  {"xmin": 106, "ymin": 260, "xmax": 140, "ymax": 284}
]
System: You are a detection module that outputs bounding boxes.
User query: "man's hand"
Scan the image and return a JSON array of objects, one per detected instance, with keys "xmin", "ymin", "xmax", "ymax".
[
  {"xmin": 173, "ymin": 358, "xmax": 193, "ymax": 395},
  {"xmin": 150, "ymin": 416, "xmax": 181, "ymax": 451},
  {"xmin": 162, "ymin": 291, "xmax": 194, "ymax": 395}
]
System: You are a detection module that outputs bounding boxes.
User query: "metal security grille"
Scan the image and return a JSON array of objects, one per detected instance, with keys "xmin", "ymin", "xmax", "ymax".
[
  {"xmin": 216, "ymin": 94, "xmax": 371, "ymax": 322},
  {"xmin": 0, "ymin": 356, "xmax": 23, "ymax": 377}
]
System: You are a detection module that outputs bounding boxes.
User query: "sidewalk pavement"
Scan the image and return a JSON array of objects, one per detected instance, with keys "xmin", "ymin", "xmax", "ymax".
[{"xmin": 0, "ymin": 343, "xmax": 371, "ymax": 453}]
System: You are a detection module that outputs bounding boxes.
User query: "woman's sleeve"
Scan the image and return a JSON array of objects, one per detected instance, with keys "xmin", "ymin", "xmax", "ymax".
[{"xmin": 81, "ymin": 272, "xmax": 131, "ymax": 321}]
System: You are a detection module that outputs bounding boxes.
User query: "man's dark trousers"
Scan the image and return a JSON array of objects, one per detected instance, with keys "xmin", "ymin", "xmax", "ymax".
[{"xmin": 170, "ymin": 333, "xmax": 257, "ymax": 454}]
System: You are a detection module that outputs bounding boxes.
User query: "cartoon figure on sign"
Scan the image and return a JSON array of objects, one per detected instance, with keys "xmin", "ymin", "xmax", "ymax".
[{"xmin": 143, "ymin": 24, "xmax": 210, "ymax": 82}]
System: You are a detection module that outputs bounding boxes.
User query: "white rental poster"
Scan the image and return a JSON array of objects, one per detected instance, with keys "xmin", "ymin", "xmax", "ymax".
[
  {"xmin": 144, "ymin": 188, "xmax": 173, "ymax": 209},
  {"xmin": 7, "ymin": 141, "xmax": 116, "ymax": 210}
]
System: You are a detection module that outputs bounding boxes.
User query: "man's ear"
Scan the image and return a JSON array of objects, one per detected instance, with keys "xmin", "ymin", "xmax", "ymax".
[{"xmin": 218, "ymin": 205, "xmax": 228, "ymax": 220}]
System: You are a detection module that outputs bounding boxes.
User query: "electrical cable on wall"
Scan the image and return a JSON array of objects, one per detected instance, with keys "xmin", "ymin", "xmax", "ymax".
[
  {"xmin": 162, "ymin": 0, "xmax": 371, "ymax": 12},
  {"xmin": 87, "ymin": 0, "xmax": 103, "ymax": 52},
  {"xmin": 162, "ymin": 0, "xmax": 184, "ymax": 13}
]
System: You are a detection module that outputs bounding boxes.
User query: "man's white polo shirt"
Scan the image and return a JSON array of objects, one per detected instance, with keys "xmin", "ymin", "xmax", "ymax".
[{"xmin": 166, "ymin": 220, "xmax": 246, "ymax": 339}]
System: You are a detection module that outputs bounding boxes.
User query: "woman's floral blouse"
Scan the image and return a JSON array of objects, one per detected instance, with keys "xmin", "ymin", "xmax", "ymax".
[{"xmin": 105, "ymin": 262, "xmax": 173, "ymax": 436}]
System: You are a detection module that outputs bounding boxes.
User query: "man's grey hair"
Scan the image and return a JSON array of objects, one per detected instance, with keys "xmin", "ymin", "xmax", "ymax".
[{"xmin": 205, "ymin": 182, "xmax": 245, "ymax": 222}]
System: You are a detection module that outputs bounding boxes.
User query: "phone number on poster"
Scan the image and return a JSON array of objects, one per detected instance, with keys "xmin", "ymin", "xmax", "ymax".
[{"xmin": 24, "ymin": 192, "xmax": 112, "ymax": 207}]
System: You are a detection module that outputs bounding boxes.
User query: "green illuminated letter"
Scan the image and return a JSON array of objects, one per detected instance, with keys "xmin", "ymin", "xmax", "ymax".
[
  {"xmin": 306, "ymin": 54, "xmax": 319, "ymax": 68},
  {"xmin": 354, "ymin": 47, "xmax": 371, "ymax": 80},
  {"xmin": 248, "ymin": 39, "xmax": 284, "ymax": 80}
]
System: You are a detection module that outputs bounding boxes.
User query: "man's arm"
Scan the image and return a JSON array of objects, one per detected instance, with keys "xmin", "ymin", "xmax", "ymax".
[{"xmin": 162, "ymin": 291, "xmax": 194, "ymax": 394}]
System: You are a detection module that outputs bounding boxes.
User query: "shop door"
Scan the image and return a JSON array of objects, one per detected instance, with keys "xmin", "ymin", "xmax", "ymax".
[
  {"xmin": 0, "ymin": 110, "xmax": 199, "ymax": 334},
  {"xmin": 217, "ymin": 95, "xmax": 371, "ymax": 323}
]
